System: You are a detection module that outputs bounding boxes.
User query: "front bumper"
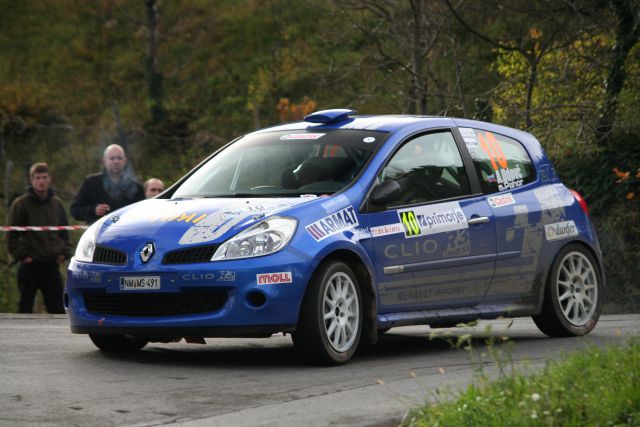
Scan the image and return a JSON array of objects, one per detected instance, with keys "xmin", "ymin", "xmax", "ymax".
[{"xmin": 65, "ymin": 252, "xmax": 311, "ymax": 337}]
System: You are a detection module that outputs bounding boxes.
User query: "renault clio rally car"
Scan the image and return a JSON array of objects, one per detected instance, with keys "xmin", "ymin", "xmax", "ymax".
[{"xmin": 66, "ymin": 109, "xmax": 603, "ymax": 364}]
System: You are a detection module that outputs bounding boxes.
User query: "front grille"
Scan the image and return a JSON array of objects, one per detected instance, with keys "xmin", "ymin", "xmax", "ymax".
[
  {"xmin": 163, "ymin": 245, "xmax": 220, "ymax": 264},
  {"xmin": 83, "ymin": 290, "xmax": 228, "ymax": 316},
  {"xmin": 93, "ymin": 246, "xmax": 127, "ymax": 265}
]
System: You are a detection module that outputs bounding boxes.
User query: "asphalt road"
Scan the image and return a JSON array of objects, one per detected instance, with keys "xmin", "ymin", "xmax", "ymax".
[{"xmin": 0, "ymin": 314, "xmax": 638, "ymax": 427}]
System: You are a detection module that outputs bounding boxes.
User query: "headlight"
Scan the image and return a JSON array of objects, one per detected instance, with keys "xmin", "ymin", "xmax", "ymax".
[
  {"xmin": 212, "ymin": 216, "xmax": 297, "ymax": 261},
  {"xmin": 74, "ymin": 220, "xmax": 102, "ymax": 262}
]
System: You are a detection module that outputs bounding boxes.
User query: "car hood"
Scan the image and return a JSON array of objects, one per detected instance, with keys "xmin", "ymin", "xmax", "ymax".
[{"xmin": 96, "ymin": 197, "xmax": 315, "ymax": 247}]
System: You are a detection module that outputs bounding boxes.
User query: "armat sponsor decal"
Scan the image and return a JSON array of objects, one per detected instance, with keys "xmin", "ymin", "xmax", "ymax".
[
  {"xmin": 257, "ymin": 272, "xmax": 292, "ymax": 285},
  {"xmin": 398, "ymin": 202, "xmax": 468, "ymax": 238},
  {"xmin": 280, "ymin": 133, "xmax": 325, "ymax": 140},
  {"xmin": 305, "ymin": 206, "xmax": 359, "ymax": 241},
  {"xmin": 488, "ymin": 193, "xmax": 516, "ymax": 208},
  {"xmin": 544, "ymin": 220, "xmax": 578, "ymax": 241}
]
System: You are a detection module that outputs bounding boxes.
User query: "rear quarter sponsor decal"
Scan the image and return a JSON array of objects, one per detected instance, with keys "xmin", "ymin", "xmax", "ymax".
[
  {"xmin": 544, "ymin": 220, "xmax": 578, "ymax": 241},
  {"xmin": 305, "ymin": 206, "xmax": 359, "ymax": 241},
  {"xmin": 257, "ymin": 272, "xmax": 292, "ymax": 285},
  {"xmin": 397, "ymin": 202, "xmax": 468, "ymax": 238},
  {"xmin": 488, "ymin": 193, "xmax": 516, "ymax": 208},
  {"xmin": 535, "ymin": 186, "xmax": 567, "ymax": 210}
]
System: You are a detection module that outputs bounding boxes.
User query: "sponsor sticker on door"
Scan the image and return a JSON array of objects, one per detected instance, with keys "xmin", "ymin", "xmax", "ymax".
[
  {"xmin": 488, "ymin": 193, "xmax": 516, "ymax": 208},
  {"xmin": 397, "ymin": 202, "xmax": 468, "ymax": 238}
]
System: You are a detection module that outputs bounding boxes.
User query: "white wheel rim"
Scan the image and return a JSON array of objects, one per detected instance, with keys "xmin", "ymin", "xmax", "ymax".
[
  {"xmin": 322, "ymin": 272, "xmax": 359, "ymax": 353},
  {"xmin": 555, "ymin": 251, "xmax": 598, "ymax": 326}
]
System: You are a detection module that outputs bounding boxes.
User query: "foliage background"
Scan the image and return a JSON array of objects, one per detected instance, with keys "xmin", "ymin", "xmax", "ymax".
[{"xmin": 0, "ymin": 0, "xmax": 638, "ymax": 312}]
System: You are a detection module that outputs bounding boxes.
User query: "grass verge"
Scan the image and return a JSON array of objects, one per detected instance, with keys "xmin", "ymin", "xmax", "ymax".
[{"xmin": 403, "ymin": 337, "xmax": 640, "ymax": 427}]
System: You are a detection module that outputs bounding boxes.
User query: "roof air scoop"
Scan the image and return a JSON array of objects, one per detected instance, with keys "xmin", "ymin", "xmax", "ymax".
[{"xmin": 304, "ymin": 109, "xmax": 355, "ymax": 124}]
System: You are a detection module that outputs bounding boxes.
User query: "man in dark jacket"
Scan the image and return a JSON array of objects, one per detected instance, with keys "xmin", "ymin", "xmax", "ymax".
[
  {"xmin": 71, "ymin": 144, "xmax": 144, "ymax": 223},
  {"xmin": 7, "ymin": 163, "xmax": 72, "ymax": 313}
]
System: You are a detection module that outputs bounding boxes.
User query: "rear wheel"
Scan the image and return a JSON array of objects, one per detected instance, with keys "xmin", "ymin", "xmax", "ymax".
[
  {"xmin": 293, "ymin": 261, "xmax": 362, "ymax": 365},
  {"xmin": 89, "ymin": 334, "xmax": 148, "ymax": 352},
  {"xmin": 533, "ymin": 244, "xmax": 601, "ymax": 337}
]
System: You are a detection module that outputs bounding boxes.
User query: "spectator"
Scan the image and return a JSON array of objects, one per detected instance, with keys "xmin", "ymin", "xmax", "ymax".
[
  {"xmin": 144, "ymin": 177, "xmax": 165, "ymax": 198},
  {"xmin": 71, "ymin": 144, "xmax": 144, "ymax": 223},
  {"xmin": 7, "ymin": 163, "xmax": 71, "ymax": 314}
]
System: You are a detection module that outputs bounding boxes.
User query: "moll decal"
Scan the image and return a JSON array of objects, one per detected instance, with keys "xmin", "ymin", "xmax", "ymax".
[
  {"xmin": 397, "ymin": 202, "xmax": 468, "ymax": 238},
  {"xmin": 305, "ymin": 206, "xmax": 359, "ymax": 241},
  {"xmin": 544, "ymin": 220, "xmax": 578, "ymax": 241},
  {"xmin": 488, "ymin": 193, "xmax": 516, "ymax": 208},
  {"xmin": 257, "ymin": 272, "xmax": 292, "ymax": 285}
]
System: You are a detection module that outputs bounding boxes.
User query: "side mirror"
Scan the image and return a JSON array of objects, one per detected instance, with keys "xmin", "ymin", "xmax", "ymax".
[{"xmin": 370, "ymin": 179, "xmax": 401, "ymax": 205}]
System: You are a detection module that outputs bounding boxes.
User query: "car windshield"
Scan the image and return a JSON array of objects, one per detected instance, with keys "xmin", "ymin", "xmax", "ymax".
[{"xmin": 172, "ymin": 129, "xmax": 387, "ymax": 198}]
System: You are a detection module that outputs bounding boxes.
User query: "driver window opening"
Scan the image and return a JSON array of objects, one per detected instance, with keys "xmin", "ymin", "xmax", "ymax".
[{"xmin": 377, "ymin": 131, "xmax": 470, "ymax": 207}]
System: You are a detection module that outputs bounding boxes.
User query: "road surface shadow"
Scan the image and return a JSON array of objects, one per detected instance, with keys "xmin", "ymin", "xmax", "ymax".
[{"xmin": 80, "ymin": 328, "xmax": 559, "ymax": 369}]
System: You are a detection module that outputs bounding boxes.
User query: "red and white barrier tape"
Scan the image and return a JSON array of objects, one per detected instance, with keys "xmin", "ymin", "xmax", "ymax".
[{"xmin": 0, "ymin": 225, "xmax": 88, "ymax": 232}]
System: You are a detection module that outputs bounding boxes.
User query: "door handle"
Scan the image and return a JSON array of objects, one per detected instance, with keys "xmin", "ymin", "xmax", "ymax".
[{"xmin": 468, "ymin": 216, "xmax": 490, "ymax": 225}]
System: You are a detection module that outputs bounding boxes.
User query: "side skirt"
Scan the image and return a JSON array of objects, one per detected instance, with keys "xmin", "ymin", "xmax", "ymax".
[{"xmin": 377, "ymin": 303, "xmax": 536, "ymax": 329}]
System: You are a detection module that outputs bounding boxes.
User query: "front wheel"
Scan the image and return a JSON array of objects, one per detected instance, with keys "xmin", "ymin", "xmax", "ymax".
[
  {"xmin": 533, "ymin": 244, "xmax": 602, "ymax": 337},
  {"xmin": 89, "ymin": 334, "xmax": 148, "ymax": 352},
  {"xmin": 293, "ymin": 261, "xmax": 362, "ymax": 365}
]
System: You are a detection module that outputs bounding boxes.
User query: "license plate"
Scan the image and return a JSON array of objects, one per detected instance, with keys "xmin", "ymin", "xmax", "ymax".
[{"xmin": 119, "ymin": 276, "xmax": 161, "ymax": 290}]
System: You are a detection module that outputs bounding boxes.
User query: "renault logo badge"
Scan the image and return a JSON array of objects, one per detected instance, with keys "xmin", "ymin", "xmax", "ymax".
[{"xmin": 140, "ymin": 242, "xmax": 155, "ymax": 263}]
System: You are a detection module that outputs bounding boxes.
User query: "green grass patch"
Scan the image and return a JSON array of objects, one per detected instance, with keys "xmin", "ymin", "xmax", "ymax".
[{"xmin": 403, "ymin": 338, "xmax": 640, "ymax": 427}]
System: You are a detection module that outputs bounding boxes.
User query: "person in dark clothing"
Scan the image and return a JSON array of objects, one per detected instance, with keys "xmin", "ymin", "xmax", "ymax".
[
  {"xmin": 7, "ymin": 163, "xmax": 72, "ymax": 313},
  {"xmin": 71, "ymin": 144, "xmax": 144, "ymax": 223}
]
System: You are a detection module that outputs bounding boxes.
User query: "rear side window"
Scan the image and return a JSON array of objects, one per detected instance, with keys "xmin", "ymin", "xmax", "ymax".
[{"xmin": 459, "ymin": 128, "xmax": 536, "ymax": 194}]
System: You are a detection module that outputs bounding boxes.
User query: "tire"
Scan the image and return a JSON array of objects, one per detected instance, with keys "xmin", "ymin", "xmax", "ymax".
[
  {"xmin": 293, "ymin": 261, "xmax": 362, "ymax": 365},
  {"xmin": 533, "ymin": 243, "xmax": 602, "ymax": 337},
  {"xmin": 89, "ymin": 334, "xmax": 148, "ymax": 352}
]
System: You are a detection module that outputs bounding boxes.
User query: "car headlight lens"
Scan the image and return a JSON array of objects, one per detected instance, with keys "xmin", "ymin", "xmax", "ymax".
[
  {"xmin": 212, "ymin": 216, "xmax": 297, "ymax": 261},
  {"xmin": 74, "ymin": 220, "xmax": 102, "ymax": 262}
]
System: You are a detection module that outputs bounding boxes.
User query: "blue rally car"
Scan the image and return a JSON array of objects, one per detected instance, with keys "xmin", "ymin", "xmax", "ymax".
[{"xmin": 66, "ymin": 109, "xmax": 603, "ymax": 364}]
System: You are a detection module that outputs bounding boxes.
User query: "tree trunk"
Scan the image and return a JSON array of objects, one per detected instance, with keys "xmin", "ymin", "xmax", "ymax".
[
  {"xmin": 145, "ymin": 0, "xmax": 164, "ymax": 127},
  {"xmin": 411, "ymin": 0, "xmax": 427, "ymax": 115},
  {"xmin": 595, "ymin": 0, "xmax": 640, "ymax": 146},
  {"xmin": 524, "ymin": 56, "xmax": 538, "ymax": 129}
]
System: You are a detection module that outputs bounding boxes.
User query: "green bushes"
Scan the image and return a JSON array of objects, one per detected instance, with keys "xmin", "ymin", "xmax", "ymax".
[{"xmin": 404, "ymin": 339, "xmax": 640, "ymax": 426}]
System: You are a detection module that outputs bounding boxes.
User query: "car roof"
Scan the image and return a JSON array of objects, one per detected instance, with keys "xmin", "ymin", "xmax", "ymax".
[{"xmin": 252, "ymin": 114, "xmax": 534, "ymax": 142}]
